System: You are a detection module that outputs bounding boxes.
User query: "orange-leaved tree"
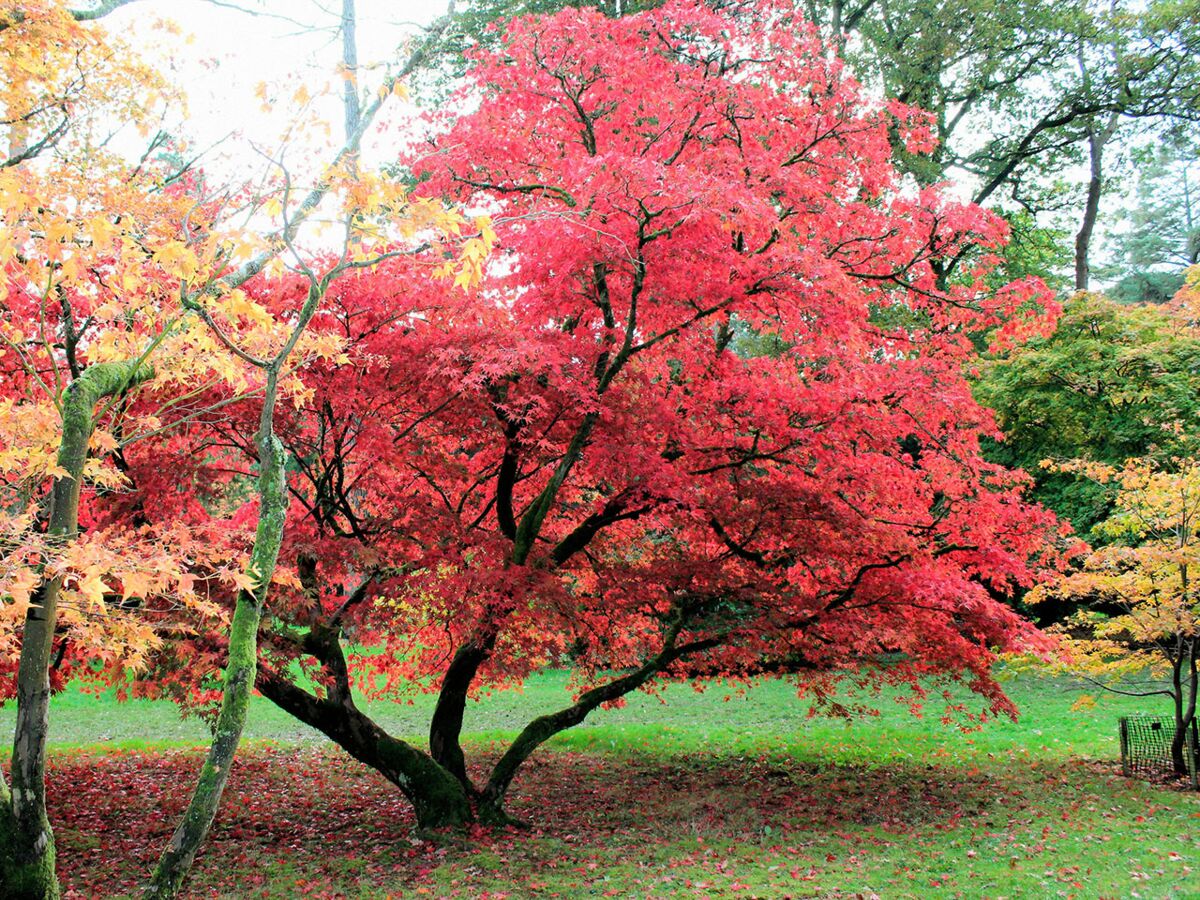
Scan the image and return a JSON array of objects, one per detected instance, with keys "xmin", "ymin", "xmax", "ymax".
[
  {"xmin": 0, "ymin": 4, "xmax": 234, "ymax": 895},
  {"xmin": 1, "ymin": 2, "xmax": 478, "ymax": 897},
  {"xmin": 1029, "ymin": 457, "xmax": 1200, "ymax": 776}
]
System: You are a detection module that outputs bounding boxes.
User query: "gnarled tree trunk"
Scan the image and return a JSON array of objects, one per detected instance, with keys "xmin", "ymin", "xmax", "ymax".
[
  {"xmin": 256, "ymin": 671, "xmax": 472, "ymax": 829},
  {"xmin": 250, "ymin": 607, "xmax": 717, "ymax": 829}
]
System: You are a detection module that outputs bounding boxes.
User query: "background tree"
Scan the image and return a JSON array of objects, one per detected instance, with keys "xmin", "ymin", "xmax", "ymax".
[
  {"xmin": 1102, "ymin": 132, "xmax": 1200, "ymax": 303},
  {"xmin": 974, "ymin": 292, "xmax": 1200, "ymax": 544}
]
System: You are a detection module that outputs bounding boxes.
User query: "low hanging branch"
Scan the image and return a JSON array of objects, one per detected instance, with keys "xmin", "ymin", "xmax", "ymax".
[{"xmin": 478, "ymin": 616, "xmax": 722, "ymax": 819}]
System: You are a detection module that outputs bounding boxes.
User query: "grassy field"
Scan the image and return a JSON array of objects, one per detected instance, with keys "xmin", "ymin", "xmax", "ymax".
[
  {"xmin": 0, "ymin": 667, "xmax": 1157, "ymax": 759},
  {"xmin": 4, "ymin": 670, "xmax": 1199, "ymax": 898}
]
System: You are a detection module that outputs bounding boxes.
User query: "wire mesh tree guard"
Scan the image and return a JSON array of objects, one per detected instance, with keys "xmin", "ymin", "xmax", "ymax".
[{"xmin": 1119, "ymin": 716, "xmax": 1200, "ymax": 790}]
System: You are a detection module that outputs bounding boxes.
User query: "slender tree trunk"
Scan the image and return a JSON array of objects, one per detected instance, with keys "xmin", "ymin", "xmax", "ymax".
[
  {"xmin": 341, "ymin": 0, "xmax": 360, "ymax": 141},
  {"xmin": 1, "ymin": 361, "xmax": 150, "ymax": 899},
  {"xmin": 1074, "ymin": 114, "xmax": 1120, "ymax": 292},
  {"xmin": 141, "ymin": 0, "xmax": 450, "ymax": 870},
  {"xmin": 1175, "ymin": 639, "xmax": 1199, "ymax": 780},
  {"xmin": 144, "ymin": 374, "xmax": 289, "ymax": 900},
  {"xmin": 1171, "ymin": 714, "xmax": 1189, "ymax": 775},
  {"xmin": 1170, "ymin": 651, "xmax": 1189, "ymax": 776}
]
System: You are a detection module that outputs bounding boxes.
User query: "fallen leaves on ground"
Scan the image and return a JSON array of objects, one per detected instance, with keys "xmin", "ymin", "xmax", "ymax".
[{"xmin": 38, "ymin": 745, "xmax": 1200, "ymax": 899}]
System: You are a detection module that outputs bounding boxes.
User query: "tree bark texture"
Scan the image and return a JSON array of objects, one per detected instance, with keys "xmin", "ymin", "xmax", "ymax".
[
  {"xmin": 1074, "ymin": 114, "xmax": 1120, "ymax": 291},
  {"xmin": 143, "ymin": 425, "xmax": 288, "ymax": 899},
  {"xmin": 1, "ymin": 361, "xmax": 150, "ymax": 899}
]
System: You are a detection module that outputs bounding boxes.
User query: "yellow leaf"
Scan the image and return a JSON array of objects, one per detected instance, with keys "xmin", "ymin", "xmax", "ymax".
[
  {"xmin": 90, "ymin": 429, "xmax": 119, "ymax": 454},
  {"xmin": 77, "ymin": 570, "xmax": 108, "ymax": 606},
  {"xmin": 3, "ymin": 567, "xmax": 41, "ymax": 614},
  {"xmin": 153, "ymin": 241, "xmax": 199, "ymax": 280},
  {"xmin": 87, "ymin": 216, "xmax": 118, "ymax": 251},
  {"xmin": 227, "ymin": 569, "xmax": 258, "ymax": 593},
  {"xmin": 271, "ymin": 568, "xmax": 303, "ymax": 590},
  {"xmin": 120, "ymin": 570, "xmax": 154, "ymax": 602}
]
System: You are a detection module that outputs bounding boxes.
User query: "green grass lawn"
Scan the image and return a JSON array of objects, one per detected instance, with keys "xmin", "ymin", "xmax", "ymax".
[
  {"xmin": 0, "ymin": 667, "xmax": 1152, "ymax": 760},
  {"xmin": 4, "ymin": 670, "xmax": 1198, "ymax": 898}
]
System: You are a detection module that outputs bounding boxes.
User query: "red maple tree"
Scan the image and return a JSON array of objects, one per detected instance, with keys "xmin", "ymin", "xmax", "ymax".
[{"xmin": 94, "ymin": 0, "xmax": 1070, "ymax": 827}]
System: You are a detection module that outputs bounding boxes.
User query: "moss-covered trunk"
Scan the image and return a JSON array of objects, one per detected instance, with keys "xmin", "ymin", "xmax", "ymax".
[
  {"xmin": 1, "ymin": 361, "xmax": 149, "ymax": 900},
  {"xmin": 144, "ymin": 376, "xmax": 289, "ymax": 900},
  {"xmin": 256, "ymin": 672, "xmax": 472, "ymax": 829}
]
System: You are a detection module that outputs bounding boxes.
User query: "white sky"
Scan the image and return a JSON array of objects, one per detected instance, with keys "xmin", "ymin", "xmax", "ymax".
[
  {"xmin": 92, "ymin": 0, "xmax": 1148, "ymax": 285},
  {"xmin": 102, "ymin": 0, "xmax": 452, "ymax": 190}
]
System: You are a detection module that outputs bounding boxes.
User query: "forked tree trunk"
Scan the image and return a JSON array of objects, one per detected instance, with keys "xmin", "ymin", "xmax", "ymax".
[
  {"xmin": 256, "ymin": 672, "xmax": 472, "ymax": 828},
  {"xmin": 1, "ymin": 361, "xmax": 150, "ymax": 900},
  {"xmin": 250, "ymin": 557, "xmax": 475, "ymax": 829},
  {"xmin": 1170, "ymin": 644, "xmax": 1198, "ymax": 778}
]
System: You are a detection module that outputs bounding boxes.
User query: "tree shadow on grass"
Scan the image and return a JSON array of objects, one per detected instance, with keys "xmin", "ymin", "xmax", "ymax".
[
  {"xmin": 501, "ymin": 750, "xmax": 1016, "ymax": 839},
  {"xmin": 43, "ymin": 745, "xmax": 1127, "ymax": 898}
]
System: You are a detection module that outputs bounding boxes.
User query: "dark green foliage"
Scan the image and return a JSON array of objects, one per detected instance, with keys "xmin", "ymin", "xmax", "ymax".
[
  {"xmin": 992, "ymin": 211, "xmax": 1074, "ymax": 291},
  {"xmin": 415, "ymin": 0, "xmax": 661, "ymax": 96},
  {"xmin": 726, "ymin": 316, "xmax": 790, "ymax": 360},
  {"xmin": 1109, "ymin": 270, "xmax": 1188, "ymax": 304},
  {"xmin": 454, "ymin": 0, "xmax": 656, "ymax": 46},
  {"xmin": 1102, "ymin": 134, "xmax": 1200, "ymax": 296},
  {"xmin": 974, "ymin": 293, "xmax": 1200, "ymax": 538}
]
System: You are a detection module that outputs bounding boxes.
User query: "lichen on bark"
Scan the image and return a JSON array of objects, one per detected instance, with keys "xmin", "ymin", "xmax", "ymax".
[{"xmin": 144, "ymin": 427, "xmax": 289, "ymax": 900}]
